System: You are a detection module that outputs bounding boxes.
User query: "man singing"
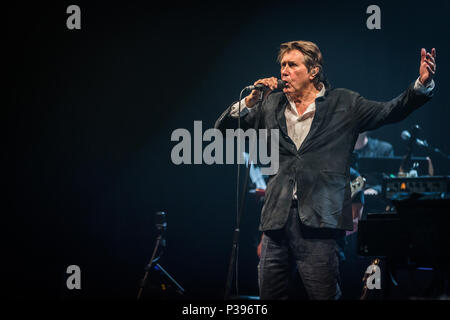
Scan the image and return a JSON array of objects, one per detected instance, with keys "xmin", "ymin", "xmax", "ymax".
[{"xmin": 215, "ymin": 40, "xmax": 436, "ymax": 299}]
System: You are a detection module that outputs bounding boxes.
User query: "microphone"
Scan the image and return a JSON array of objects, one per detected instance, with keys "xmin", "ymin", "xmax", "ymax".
[
  {"xmin": 245, "ymin": 80, "xmax": 286, "ymax": 91},
  {"xmin": 401, "ymin": 130, "xmax": 429, "ymax": 148},
  {"xmin": 401, "ymin": 126, "xmax": 450, "ymax": 161},
  {"xmin": 400, "ymin": 130, "xmax": 411, "ymax": 141}
]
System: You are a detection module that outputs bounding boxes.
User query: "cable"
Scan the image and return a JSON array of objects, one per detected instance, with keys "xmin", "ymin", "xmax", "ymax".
[
  {"xmin": 235, "ymin": 88, "xmax": 246, "ymax": 297},
  {"xmin": 225, "ymin": 88, "xmax": 262, "ymax": 299}
]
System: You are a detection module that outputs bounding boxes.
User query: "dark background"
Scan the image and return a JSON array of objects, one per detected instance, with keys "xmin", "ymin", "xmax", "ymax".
[{"xmin": 6, "ymin": 0, "xmax": 450, "ymax": 300}]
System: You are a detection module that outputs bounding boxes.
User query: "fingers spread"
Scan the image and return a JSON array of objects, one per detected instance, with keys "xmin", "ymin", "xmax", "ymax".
[
  {"xmin": 424, "ymin": 59, "xmax": 435, "ymax": 69},
  {"xmin": 421, "ymin": 48, "xmax": 426, "ymax": 60}
]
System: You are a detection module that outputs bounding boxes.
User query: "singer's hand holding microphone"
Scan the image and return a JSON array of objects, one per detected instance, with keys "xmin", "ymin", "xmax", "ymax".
[{"xmin": 244, "ymin": 77, "xmax": 286, "ymax": 108}]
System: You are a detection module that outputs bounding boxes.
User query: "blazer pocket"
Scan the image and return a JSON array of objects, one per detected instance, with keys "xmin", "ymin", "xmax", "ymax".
[{"xmin": 312, "ymin": 171, "xmax": 347, "ymax": 215}]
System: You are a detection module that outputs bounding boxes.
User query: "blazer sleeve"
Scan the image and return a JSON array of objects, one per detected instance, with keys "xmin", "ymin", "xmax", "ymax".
[
  {"xmin": 351, "ymin": 82, "xmax": 433, "ymax": 133},
  {"xmin": 214, "ymin": 100, "xmax": 265, "ymax": 134}
]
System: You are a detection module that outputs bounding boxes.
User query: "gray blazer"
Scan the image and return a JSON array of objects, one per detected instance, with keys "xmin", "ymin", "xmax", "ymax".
[{"xmin": 215, "ymin": 84, "xmax": 432, "ymax": 231}]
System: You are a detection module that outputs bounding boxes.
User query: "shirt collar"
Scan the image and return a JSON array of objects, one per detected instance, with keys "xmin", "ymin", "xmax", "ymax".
[
  {"xmin": 316, "ymin": 83, "xmax": 326, "ymax": 98},
  {"xmin": 287, "ymin": 83, "xmax": 326, "ymax": 115}
]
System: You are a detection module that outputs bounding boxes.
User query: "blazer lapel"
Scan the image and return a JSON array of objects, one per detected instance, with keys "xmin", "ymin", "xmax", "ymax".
[
  {"xmin": 298, "ymin": 96, "xmax": 325, "ymax": 155},
  {"xmin": 276, "ymin": 98, "xmax": 297, "ymax": 156}
]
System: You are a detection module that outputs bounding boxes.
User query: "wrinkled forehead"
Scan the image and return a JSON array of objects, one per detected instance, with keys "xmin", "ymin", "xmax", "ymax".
[{"xmin": 280, "ymin": 49, "xmax": 305, "ymax": 64}]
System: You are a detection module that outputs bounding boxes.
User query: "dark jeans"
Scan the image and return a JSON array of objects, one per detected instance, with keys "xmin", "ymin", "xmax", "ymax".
[{"xmin": 258, "ymin": 202, "xmax": 342, "ymax": 300}]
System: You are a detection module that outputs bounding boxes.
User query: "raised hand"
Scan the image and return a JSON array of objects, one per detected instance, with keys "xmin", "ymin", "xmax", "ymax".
[{"xmin": 419, "ymin": 48, "xmax": 436, "ymax": 86}]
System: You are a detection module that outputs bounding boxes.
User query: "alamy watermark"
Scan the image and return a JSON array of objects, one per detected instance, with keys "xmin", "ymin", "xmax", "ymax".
[
  {"xmin": 170, "ymin": 121, "xmax": 279, "ymax": 175},
  {"xmin": 366, "ymin": 5, "xmax": 381, "ymax": 30},
  {"xmin": 66, "ymin": 5, "xmax": 81, "ymax": 30},
  {"xmin": 365, "ymin": 263, "xmax": 381, "ymax": 290},
  {"xmin": 65, "ymin": 4, "xmax": 380, "ymax": 31},
  {"xmin": 66, "ymin": 265, "xmax": 81, "ymax": 290}
]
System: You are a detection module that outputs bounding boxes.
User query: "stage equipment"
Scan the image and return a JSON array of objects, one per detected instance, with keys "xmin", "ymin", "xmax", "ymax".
[{"xmin": 137, "ymin": 211, "xmax": 185, "ymax": 299}]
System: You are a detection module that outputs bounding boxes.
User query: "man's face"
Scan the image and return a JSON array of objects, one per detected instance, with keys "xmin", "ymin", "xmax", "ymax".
[{"xmin": 280, "ymin": 49, "xmax": 312, "ymax": 94}]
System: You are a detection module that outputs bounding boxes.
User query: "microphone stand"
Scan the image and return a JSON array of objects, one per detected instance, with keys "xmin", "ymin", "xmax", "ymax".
[
  {"xmin": 421, "ymin": 144, "xmax": 450, "ymax": 161},
  {"xmin": 224, "ymin": 89, "xmax": 264, "ymax": 300},
  {"xmin": 400, "ymin": 125, "xmax": 450, "ymax": 175},
  {"xmin": 399, "ymin": 148, "xmax": 413, "ymax": 175},
  {"xmin": 153, "ymin": 263, "xmax": 185, "ymax": 296},
  {"xmin": 137, "ymin": 211, "xmax": 184, "ymax": 299},
  {"xmin": 399, "ymin": 125, "xmax": 419, "ymax": 174},
  {"xmin": 137, "ymin": 234, "xmax": 163, "ymax": 299}
]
